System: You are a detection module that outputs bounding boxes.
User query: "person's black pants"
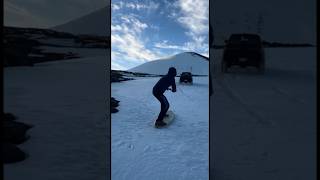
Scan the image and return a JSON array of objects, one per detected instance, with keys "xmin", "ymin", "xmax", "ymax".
[{"xmin": 153, "ymin": 92, "xmax": 169, "ymax": 122}]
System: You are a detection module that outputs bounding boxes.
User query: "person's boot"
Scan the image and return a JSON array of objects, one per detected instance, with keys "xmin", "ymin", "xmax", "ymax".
[{"xmin": 155, "ymin": 120, "xmax": 167, "ymax": 128}]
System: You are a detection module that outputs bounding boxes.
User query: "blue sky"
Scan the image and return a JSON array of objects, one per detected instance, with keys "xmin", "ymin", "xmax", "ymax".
[{"xmin": 111, "ymin": 0, "xmax": 209, "ymax": 70}]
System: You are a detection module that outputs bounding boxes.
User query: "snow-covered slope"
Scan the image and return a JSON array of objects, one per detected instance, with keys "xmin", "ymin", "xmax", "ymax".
[
  {"xmin": 53, "ymin": 7, "xmax": 110, "ymax": 36},
  {"xmin": 112, "ymin": 77, "xmax": 208, "ymax": 180},
  {"xmin": 129, "ymin": 52, "xmax": 209, "ymax": 75},
  {"xmin": 210, "ymin": 47, "xmax": 316, "ymax": 179},
  {"xmin": 4, "ymin": 49, "xmax": 109, "ymax": 180}
]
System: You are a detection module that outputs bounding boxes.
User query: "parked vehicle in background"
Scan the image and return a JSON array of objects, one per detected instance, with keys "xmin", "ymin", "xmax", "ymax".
[
  {"xmin": 222, "ymin": 33, "xmax": 265, "ymax": 73},
  {"xmin": 179, "ymin": 72, "xmax": 193, "ymax": 84}
]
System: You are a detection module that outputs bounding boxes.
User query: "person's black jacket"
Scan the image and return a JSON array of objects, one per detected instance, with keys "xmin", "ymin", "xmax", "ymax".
[{"xmin": 153, "ymin": 67, "xmax": 177, "ymax": 95}]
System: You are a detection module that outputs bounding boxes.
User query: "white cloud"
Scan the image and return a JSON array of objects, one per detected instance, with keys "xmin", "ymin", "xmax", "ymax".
[
  {"xmin": 112, "ymin": 14, "xmax": 161, "ymax": 69},
  {"xmin": 154, "ymin": 37, "xmax": 208, "ymax": 56},
  {"xmin": 111, "ymin": 60, "xmax": 127, "ymax": 70},
  {"xmin": 162, "ymin": 0, "xmax": 209, "ymax": 57},
  {"xmin": 112, "ymin": 4, "xmax": 121, "ymax": 10},
  {"xmin": 154, "ymin": 40, "xmax": 189, "ymax": 51},
  {"xmin": 112, "ymin": 33, "xmax": 157, "ymax": 61},
  {"xmin": 149, "ymin": 24, "xmax": 160, "ymax": 31},
  {"xmin": 112, "ymin": 1, "xmax": 159, "ymax": 11},
  {"xmin": 184, "ymin": 32, "xmax": 208, "ymax": 50},
  {"xmin": 117, "ymin": 15, "xmax": 148, "ymax": 33},
  {"xmin": 176, "ymin": 0, "xmax": 209, "ymax": 35}
]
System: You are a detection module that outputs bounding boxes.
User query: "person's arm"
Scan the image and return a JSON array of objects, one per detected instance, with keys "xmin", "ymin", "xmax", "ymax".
[{"xmin": 171, "ymin": 78, "xmax": 176, "ymax": 92}]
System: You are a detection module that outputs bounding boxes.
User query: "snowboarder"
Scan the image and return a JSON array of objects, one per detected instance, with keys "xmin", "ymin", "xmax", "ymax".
[{"xmin": 153, "ymin": 67, "xmax": 177, "ymax": 127}]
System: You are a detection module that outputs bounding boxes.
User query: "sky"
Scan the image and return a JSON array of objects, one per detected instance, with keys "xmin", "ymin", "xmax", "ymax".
[
  {"xmin": 4, "ymin": 0, "xmax": 109, "ymax": 28},
  {"xmin": 111, "ymin": 0, "xmax": 209, "ymax": 70},
  {"xmin": 211, "ymin": 0, "xmax": 316, "ymax": 45},
  {"xmin": 4, "ymin": 0, "xmax": 316, "ymax": 70}
]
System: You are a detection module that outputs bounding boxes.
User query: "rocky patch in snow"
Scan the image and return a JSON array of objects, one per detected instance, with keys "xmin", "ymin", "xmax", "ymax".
[
  {"xmin": 111, "ymin": 70, "xmax": 134, "ymax": 83},
  {"xmin": 2, "ymin": 113, "xmax": 33, "ymax": 164},
  {"xmin": 111, "ymin": 97, "xmax": 120, "ymax": 113},
  {"xmin": 4, "ymin": 26, "xmax": 110, "ymax": 67},
  {"xmin": 3, "ymin": 143, "xmax": 27, "ymax": 164}
]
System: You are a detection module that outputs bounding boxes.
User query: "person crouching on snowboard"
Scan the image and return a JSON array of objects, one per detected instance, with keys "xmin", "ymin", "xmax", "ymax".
[{"xmin": 153, "ymin": 67, "xmax": 177, "ymax": 127}]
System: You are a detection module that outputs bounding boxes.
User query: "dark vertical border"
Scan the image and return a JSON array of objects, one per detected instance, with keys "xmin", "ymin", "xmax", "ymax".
[
  {"xmin": 208, "ymin": 0, "xmax": 211, "ymax": 179},
  {"xmin": 1, "ymin": 0, "xmax": 4, "ymax": 177},
  {"xmin": 108, "ymin": 1, "xmax": 112, "ymax": 180},
  {"xmin": 209, "ymin": 0, "xmax": 213, "ymax": 179},
  {"xmin": 316, "ymin": 0, "xmax": 319, "ymax": 178}
]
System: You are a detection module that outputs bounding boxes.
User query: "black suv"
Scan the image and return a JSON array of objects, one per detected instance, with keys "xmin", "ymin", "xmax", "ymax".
[
  {"xmin": 179, "ymin": 72, "xmax": 193, "ymax": 84},
  {"xmin": 222, "ymin": 34, "xmax": 265, "ymax": 73}
]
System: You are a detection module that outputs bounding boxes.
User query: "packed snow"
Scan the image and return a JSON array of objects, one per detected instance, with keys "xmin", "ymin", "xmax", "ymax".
[
  {"xmin": 112, "ymin": 77, "xmax": 209, "ymax": 180},
  {"xmin": 4, "ymin": 43, "xmax": 316, "ymax": 180},
  {"xmin": 4, "ymin": 48, "xmax": 109, "ymax": 180},
  {"xmin": 129, "ymin": 52, "xmax": 209, "ymax": 75},
  {"xmin": 210, "ymin": 47, "xmax": 316, "ymax": 180}
]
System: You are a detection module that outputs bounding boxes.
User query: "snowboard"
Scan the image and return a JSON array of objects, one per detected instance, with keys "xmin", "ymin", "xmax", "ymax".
[{"xmin": 154, "ymin": 110, "xmax": 175, "ymax": 128}]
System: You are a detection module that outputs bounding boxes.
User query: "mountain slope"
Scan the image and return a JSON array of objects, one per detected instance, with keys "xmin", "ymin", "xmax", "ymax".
[
  {"xmin": 53, "ymin": 7, "xmax": 110, "ymax": 36},
  {"xmin": 129, "ymin": 52, "xmax": 209, "ymax": 75}
]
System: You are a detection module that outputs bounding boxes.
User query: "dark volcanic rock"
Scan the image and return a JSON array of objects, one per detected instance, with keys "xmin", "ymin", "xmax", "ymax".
[
  {"xmin": 111, "ymin": 70, "xmax": 134, "ymax": 82},
  {"xmin": 3, "ymin": 120, "xmax": 33, "ymax": 144},
  {"xmin": 111, "ymin": 107, "xmax": 119, "ymax": 113},
  {"xmin": 2, "ymin": 143, "xmax": 27, "ymax": 164},
  {"xmin": 4, "ymin": 26, "xmax": 110, "ymax": 67},
  {"xmin": 4, "ymin": 113, "xmax": 17, "ymax": 121},
  {"xmin": 111, "ymin": 97, "xmax": 120, "ymax": 113},
  {"xmin": 111, "ymin": 98, "xmax": 119, "ymax": 107},
  {"xmin": 111, "ymin": 97, "xmax": 120, "ymax": 102}
]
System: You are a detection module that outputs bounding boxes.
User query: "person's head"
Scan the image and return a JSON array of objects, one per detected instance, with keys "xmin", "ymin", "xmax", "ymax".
[{"xmin": 168, "ymin": 67, "xmax": 177, "ymax": 77}]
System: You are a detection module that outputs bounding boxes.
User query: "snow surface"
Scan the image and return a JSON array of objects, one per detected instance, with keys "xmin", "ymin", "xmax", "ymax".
[
  {"xmin": 112, "ymin": 77, "xmax": 209, "ymax": 180},
  {"xmin": 53, "ymin": 7, "xmax": 110, "ymax": 36},
  {"xmin": 129, "ymin": 52, "xmax": 209, "ymax": 75},
  {"xmin": 4, "ymin": 44, "xmax": 316, "ymax": 180},
  {"xmin": 210, "ymin": 47, "xmax": 316, "ymax": 180},
  {"xmin": 4, "ymin": 50, "xmax": 110, "ymax": 180}
]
